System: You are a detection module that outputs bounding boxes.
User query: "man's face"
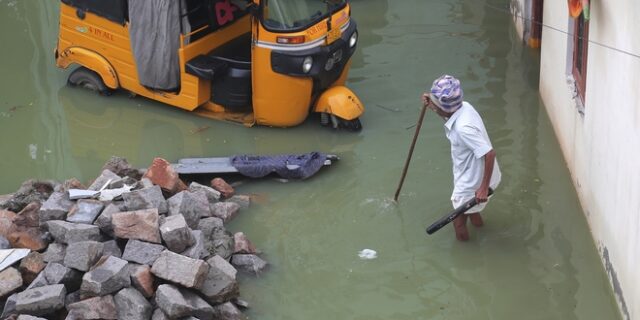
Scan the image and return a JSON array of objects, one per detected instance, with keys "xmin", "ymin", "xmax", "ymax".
[
  {"xmin": 422, "ymin": 93, "xmax": 454, "ymax": 120},
  {"xmin": 429, "ymin": 103, "xmax": 454, "ymax": 120}
]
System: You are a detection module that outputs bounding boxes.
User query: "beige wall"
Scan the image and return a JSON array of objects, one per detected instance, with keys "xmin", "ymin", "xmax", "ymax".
[{"xmin": 538, "ymin": 1, "xmax": 640, "ymax": 319}]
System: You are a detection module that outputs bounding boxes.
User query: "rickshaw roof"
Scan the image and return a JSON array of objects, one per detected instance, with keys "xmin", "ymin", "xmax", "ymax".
[{"xmin": 61, "ymin": 0, "xmax": 128, "ymax": 25}]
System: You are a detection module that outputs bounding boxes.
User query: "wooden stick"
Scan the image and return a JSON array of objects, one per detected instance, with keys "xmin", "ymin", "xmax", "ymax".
[{"xmin": 394, "ymin": 104, "xmax": 428, "ymax": 202}]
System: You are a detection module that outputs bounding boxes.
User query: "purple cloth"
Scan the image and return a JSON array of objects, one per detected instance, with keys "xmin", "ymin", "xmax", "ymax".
[{"xmin": 231, "ymin": 152, "xmax": 327, "ymax": 179}]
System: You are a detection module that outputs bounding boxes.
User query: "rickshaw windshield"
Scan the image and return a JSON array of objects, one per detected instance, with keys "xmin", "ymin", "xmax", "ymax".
[{"xmin": 263, "ymin": 0, "xmax": 346, "ymax": 32}]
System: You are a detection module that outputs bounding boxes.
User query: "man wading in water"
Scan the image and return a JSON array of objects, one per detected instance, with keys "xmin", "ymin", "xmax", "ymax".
[{"xmin": 422, "ymin": 75, "xmax": 501, "ymax": 241}]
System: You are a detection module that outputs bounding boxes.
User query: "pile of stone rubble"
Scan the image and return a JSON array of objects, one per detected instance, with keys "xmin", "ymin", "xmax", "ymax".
[{"xmin": 0, "ymin": 156, "xmax": 268, "ymax": 320}]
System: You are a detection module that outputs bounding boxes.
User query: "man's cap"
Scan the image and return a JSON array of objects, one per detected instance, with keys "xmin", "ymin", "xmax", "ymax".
[{"xmin": 429, "ymin": 75, "xmax": 463, "ymax": 113}]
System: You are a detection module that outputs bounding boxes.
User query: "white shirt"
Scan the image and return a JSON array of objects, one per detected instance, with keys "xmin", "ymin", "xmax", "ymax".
[{"xmin": 444, "ymin": 101, "xmax": 501, "ymax": 198}]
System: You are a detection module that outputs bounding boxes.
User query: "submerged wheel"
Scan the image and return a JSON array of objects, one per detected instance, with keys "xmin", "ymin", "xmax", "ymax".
[
  {"xmin": 325, "ymin": 114, "xmax": 362, "ymax": 132},
  {"xmin": 67, "ymin": 66, "xmax": 113, "ymax": 96},
  {"xmin": 339, "ymin": 117, "xmax": 362, "ymax": 131}
]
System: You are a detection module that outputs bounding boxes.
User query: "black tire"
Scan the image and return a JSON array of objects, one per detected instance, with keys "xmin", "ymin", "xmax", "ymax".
[
  {"xmin": 67, "ymin": 66, "xmax": 113, "ymax": 96},
  {"xmin": 327, "ymin": 114, "xmax": 362, "ymax": 131},
  {"xmin": 338, "ymin": 117, "xmax": 362, "ymax": 132}
]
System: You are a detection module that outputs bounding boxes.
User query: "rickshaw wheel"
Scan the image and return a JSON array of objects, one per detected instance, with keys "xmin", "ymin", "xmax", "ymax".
[
  {"xmin": 328, "ymin": 114, "xmax": 362, "ymax": 131},
  {"xmin": 339, "ymin": 118, "xmax": 362, "ymax": 132},
  {"xmin": 68, "ymin": 66, "xmax": 113, "ymax": 96}
]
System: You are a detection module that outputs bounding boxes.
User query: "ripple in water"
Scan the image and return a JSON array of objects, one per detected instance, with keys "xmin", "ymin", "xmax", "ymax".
[{"xmin": 360, "ymin": 195, "xmax": 398, "ymax": 214}]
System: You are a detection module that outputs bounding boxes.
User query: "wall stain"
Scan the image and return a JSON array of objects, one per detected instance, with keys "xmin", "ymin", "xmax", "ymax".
[{"xmin": 602, "ymin": 247, "xmax": 630, "ymax": 320}]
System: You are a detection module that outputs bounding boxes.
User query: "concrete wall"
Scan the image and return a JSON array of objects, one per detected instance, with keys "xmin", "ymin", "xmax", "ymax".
[{"xmin": 538, "ymin": 1, "xmax": 640, "ymax": 319}]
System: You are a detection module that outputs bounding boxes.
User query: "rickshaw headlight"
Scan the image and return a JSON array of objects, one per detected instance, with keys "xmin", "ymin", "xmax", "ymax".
[
  {"xmin": 349, "ymin": 31, "xmax": 358, "ymax": 48},
  {"xmin": 302, "ymin": 56, "xmax": 314, "ymax": 73}
]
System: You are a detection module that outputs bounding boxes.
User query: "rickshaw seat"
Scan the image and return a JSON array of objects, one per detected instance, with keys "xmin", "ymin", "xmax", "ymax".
[
  {"xmin": 185, "ymin": 55, "xmax": 229, "ymax": 80},
  {"xmin": 207, "ymin": 55, "xmax": 251, "ymax": 70},
  {"xmin": 206, "ymin": 33, "xmax": 252, "ymax": 69}
]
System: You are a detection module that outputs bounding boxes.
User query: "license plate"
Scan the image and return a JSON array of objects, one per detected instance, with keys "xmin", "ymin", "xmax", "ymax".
[{"xmin": 326, "ymin": 28, "xmax": 341, "ymax": 44}]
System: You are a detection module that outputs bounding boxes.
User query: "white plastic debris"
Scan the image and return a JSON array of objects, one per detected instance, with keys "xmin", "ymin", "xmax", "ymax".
[
  {"xmin": 0, "ymin": 249, "xmax": 31, "ymax": 272},
  {"xmin": 99, "ymin": 184, "xmax": 134, "ymax": 201},
  {"xmin": 358, "ymin": 249, "xmax": 377, "ymax": 260},
  {"xmin": 68, "ymin": 189, "xmax": 100, "ymax": 200}
]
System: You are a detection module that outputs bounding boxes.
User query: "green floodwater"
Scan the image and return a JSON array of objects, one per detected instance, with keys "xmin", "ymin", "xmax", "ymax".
[{"xmin": 0, "ymin": 0, "xmax": 622, "ymax": 319}]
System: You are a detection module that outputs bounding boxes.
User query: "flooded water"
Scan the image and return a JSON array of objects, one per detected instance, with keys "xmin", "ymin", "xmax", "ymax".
[{"xmin": 0, "ymin": 0, "xmax": 622, "ymax": 319}]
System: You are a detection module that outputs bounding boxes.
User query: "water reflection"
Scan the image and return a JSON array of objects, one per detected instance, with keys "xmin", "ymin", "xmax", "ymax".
[{"xmin": 348, "ymin": 0, "xmax": 389, "ymax": 75}]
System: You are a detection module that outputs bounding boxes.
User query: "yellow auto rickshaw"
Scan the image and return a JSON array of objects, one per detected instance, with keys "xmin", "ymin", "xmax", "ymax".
[{"xmin": 55, "ymin": 0, "xmax": 364, "ymax": 130}]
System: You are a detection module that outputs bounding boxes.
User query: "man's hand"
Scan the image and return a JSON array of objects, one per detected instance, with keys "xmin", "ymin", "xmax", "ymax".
[
  {"xmin": 475, "ymin": 186, "xmax": 489, "ymax": 203},
  {"xmin": 421, "ymin": 93, "xmax": 431, "ymax": 108}
]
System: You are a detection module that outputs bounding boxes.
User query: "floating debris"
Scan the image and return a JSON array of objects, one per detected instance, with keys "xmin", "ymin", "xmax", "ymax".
[
  {"xmin": 358, "ymin": 249, "xmax": 378, "ymax": 260},
  {"xmin": 190, "ymin": 125, "xmax": 210, "ymax": 134},
  {"xmin": 28, "ymin": 144, "xmax": 37, "ymax": 160}
]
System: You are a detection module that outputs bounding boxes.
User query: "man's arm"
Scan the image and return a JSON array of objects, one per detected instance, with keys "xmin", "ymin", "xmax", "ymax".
[{"xmin": 476, "ymin": 149, "xmax": 496, "ymax": 203}]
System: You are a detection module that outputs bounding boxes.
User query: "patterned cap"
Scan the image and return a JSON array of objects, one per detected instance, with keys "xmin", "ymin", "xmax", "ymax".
[{"xmin": 429, "ymin": 75, "xmax": 463, "ymax": 112}]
